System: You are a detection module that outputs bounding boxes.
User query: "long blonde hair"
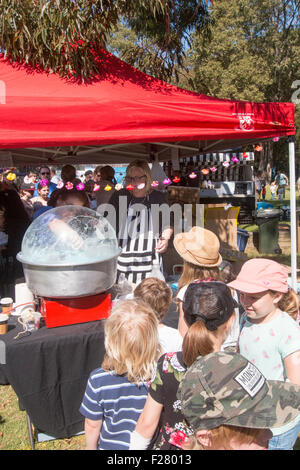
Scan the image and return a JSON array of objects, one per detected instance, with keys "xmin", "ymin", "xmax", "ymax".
[
  {"xmin": 271, "ymin": 288, "xmax": 300, "ymax": 321},
  {"xmin": 102, "ymin": 299, "xmax": 160, "ymax": 383}
]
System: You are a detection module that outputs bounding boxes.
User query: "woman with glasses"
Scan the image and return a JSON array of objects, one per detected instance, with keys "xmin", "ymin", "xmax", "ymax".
[{"xmin": 108, "ymin": 160, "xmax": 173, "ymax": 285}]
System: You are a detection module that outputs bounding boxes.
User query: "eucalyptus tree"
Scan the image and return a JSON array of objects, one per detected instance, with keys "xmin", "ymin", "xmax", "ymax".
[
  {"xmin": 187, "ymin": 0, "xmax": 300, "ymax": 175},
  {"xmin": 0, "ymin": 0, "xmax": 209, "ymax": 82}
]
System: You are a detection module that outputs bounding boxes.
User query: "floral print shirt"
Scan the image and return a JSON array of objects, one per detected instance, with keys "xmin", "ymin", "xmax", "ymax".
[{"xmin": 149, "ymin": 351, "xmax": 193, "ymax": 450}]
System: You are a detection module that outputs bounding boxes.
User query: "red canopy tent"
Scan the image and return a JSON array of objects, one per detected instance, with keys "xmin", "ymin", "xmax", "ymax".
[
  {"xmin": 0, "ymin": 48, "xmax": 295, "ymax": 164},
  {"xmin": 0, "ymin": 49, "xmax": 297, "ymax": 289}
]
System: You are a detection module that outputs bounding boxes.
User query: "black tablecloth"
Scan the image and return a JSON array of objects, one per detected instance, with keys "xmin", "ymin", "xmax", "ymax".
[{"xmin": 0, "ymin": 316, "xmax": 106, "ymax": 438}]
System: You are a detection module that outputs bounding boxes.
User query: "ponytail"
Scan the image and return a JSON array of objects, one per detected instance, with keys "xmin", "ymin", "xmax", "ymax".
[
  {"xmin": 273, "ymin": 288, "xmax": 300, "ymax": 321},
  {"xmin": 182, "ymin": 320, "xmax": 214, "ymax": 367}
]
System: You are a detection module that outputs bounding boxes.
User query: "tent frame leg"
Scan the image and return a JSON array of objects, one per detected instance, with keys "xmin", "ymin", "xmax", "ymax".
[
  {"xmin": 288, "ymin": 136, "xmax": 297, "ymax": 292},
  {"xmin": 26, "ymin": 412, "xmax": 35, "ymax": 450}
]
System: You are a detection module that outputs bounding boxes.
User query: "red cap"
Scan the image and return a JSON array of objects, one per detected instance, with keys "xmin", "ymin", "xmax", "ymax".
[{"xmin": 228, "ymin": 258, "xmax": 289, "ymax": 294}]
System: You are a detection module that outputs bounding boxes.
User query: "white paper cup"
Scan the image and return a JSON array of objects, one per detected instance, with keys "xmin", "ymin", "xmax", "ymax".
[{"xmin": 0, "ymin": 313, "xmax": 8, "ymax": 334}]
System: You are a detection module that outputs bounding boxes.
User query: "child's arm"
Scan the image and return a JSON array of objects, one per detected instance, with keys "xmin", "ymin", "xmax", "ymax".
[
  {"xmin": 284, "ymin": 351, "xmax": 300, "ymax": 386},
  {"xmin": 84, "ymin": 418, "xmax": 102, "ymax": 450},
  {"xmin": 130, "ymin": 395, "xmax": 163, "ymax": 449}
]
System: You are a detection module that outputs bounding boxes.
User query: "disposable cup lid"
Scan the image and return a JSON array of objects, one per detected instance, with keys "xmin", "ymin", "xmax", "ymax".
[
  {"xmin": 1, "ymin": 297, "xmax": 13, "ymax": 305},
  {"xmin": 0, "ymin": 313, "xmax": 8, "ymax": 322}
]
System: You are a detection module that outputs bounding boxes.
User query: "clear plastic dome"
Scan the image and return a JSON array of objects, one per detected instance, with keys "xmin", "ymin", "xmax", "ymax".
[{"xmin": 18, "ymin": 206, "xmax": 119, "ymax": 266}]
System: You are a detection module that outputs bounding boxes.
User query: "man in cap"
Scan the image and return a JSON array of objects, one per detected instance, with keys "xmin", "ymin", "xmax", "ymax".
[{"xmin": 33, "ymin": 165, "xmax": 57, "ymax": 197}]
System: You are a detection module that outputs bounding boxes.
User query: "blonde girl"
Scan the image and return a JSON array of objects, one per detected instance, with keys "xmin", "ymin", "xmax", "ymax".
[
  {"xmin": 79, "ymin": 299, "xmax": 160, "ymax": 450},
  {"xmin": 173, "ymin": 227, "xmax": 223, "ymax": 336},
  {"xmin": 229, "ymin": 258, "xmax": 300, "ymax": 450},
  {"xmin": 31, "ymin": 182, "xmax": 49, "ymax": 210}
]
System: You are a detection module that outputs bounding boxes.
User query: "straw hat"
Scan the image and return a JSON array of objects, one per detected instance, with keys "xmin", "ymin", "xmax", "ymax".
[{"xmin": 173, "ymin": 226, "xmax": 222, "ymax": 267}]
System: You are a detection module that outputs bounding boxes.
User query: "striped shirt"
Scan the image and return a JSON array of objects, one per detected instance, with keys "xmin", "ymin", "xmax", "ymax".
[
  {"xmin": 79, "ymin": 368, "xmax": 148, "ymax": 450},
  {"xmin": 108, "ymin": 189, "xmax": 171, "ymax": 284}
]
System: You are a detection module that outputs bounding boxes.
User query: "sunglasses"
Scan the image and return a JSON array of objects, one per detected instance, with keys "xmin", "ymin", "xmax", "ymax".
[
  {"xmin": 126, "ymin": 175, "xmax": 146, "ymax": 183},
  {"xmin": 40, "ymin": 172, "xmax": 50, "ymax": 175}
]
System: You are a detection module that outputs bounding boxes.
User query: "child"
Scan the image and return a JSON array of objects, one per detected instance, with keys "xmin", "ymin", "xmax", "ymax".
[
  {"xmin": 129, "ymin": 281, "xmax": 238, "ymax": 450},
  {"xmin": 173, "ymin": 226, "xmax": 222, "ymax": 338},
  {"xmin": 31, "ymin": 182, "xmax": 49, "ymax": 211},
  {"xmin": 134, "ymin": 277, "xmax": 183, "ymax": 353},
  {"xmin": 60, "ymin": 188, "xmax": 90, "ymax": 208},
  {"xmin": 173, "ymin": 226, "xmax": 240, "ymax": 352},
  {"xmin": 79, "ymin": 299, "xmax": 160, "ymax": 450},
  {"xmin": 228, "ymin": 258, "xmax": 300, "ymax": 450},
  {"xmin": 270, "ymin": 181, "xmax": 277, "ymax": 200},
  {"xmin": 261, "ymin": 183, "xmax": 266, "ymax": 200},
  {"xmin": 178, "ymin": 351, "xmax": 300, "ymax": 451}
]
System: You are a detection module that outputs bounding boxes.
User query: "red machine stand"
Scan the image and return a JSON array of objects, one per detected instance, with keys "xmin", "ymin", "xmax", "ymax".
[{"xmin": 41, "ymin": 292, "xmax": 111, "ymax": 328}]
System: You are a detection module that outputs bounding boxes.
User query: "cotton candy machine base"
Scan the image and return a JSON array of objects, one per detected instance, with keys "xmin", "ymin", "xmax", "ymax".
[
  {"xmin": 17, "ymin": 206, "xmax": 120, "ymax": 327},
  {"xmin": 40, "ymin": 292, "xmax": 111, "ymax": 328}
]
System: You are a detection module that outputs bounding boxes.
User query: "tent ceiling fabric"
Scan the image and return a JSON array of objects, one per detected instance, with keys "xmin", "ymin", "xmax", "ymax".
[
  {"xmin": 0, "ymin": 48, "xmax": 295, "ymax": 166},
  {"xmin": 0, "ymin": 135, "xmax": 287, "ymax": 167}
]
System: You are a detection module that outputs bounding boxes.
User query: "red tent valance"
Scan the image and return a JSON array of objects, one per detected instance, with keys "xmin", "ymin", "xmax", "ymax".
[{"xmin": 0, "ymin": 49, "xmax": 294, "ymax": 151}]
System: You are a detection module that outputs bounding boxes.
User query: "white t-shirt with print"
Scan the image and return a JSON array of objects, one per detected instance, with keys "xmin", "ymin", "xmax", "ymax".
[{"xmin": 158, "ymin": 324, "xmax": 183, "ymax": 354}]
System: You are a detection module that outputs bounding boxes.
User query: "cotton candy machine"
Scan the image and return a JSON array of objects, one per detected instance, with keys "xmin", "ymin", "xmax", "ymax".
[{"xmin": 17, "ymin": 206, "xmax": 121, "ymax": 327}]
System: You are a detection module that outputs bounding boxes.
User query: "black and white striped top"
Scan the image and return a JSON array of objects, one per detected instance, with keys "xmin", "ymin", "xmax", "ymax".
[{"xmin": 108, "ymin": 189, "xmax": 171, "ymax": 284}]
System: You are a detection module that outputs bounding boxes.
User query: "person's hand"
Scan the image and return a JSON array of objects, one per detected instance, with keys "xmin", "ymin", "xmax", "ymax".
[
  {"xmin": 68, "ymin": 229, "xmax": 84, "ymax": 250},
  {"xmin": 156, "ymin": 237, "xmax": 169, "ymax": 254},
  {"xmin": 49, "ymin": 219, "xmax": 84, "ymax": 250}
]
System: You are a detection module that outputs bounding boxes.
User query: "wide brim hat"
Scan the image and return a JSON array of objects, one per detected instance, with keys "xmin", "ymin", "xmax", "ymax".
[
  {"xmin": 178, "ymin": 351, "xmax": 300, "ymax": 432},
  {"xmin": 174, "ymin": 226, "xmax": 222, "ymax": 268}
]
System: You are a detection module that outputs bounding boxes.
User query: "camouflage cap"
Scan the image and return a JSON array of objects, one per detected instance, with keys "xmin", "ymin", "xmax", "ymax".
[{"xmin": 178, "ymin": 351, "xmax": 300, "ymax": 431}]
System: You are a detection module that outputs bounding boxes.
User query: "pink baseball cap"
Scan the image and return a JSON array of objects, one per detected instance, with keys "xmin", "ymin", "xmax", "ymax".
[{"xmin": 228, "ymin": 258, "xmax": 289, "ymax": 293}]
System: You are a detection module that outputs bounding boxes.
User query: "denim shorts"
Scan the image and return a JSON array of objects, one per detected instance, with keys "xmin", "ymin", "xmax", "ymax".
[{"xmin": 268, "ymin": 422, "xmax": 300, "ymax": 450}]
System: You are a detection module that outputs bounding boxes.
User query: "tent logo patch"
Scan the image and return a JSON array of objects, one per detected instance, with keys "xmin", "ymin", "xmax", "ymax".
[{"xmin": 234, "ymin": 114, "xmax": 254, "ymax": 132}]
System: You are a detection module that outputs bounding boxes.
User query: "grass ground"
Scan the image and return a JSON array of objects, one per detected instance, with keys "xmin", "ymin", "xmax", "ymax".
[
  {"xmin": 0, "ymin": 386, "xmax": 86, "ymax": 450},
  {"xmin": 1, "ymin": 186, "xmax": 300, "ymax": 451}
]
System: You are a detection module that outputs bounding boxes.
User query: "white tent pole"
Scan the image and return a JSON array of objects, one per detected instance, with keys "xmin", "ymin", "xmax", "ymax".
[{"xmin": 288, "ymin": 136, "xmax": 297, "ymax": 291}]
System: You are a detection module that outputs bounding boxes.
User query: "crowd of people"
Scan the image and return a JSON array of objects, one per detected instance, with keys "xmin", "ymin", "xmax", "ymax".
[
  {"xmin": 0, "ymin": 163, "xmax": 117, "ymax": 250},
  {"xmin": 0, "ymin": 160, "xmax": 299, "ymax": 451},
  {"xmin": 255, "ymin": 170, "xmax": 290, "ymax": 201},
  {"xmin": 79, "ymin": 224, "xmax": 300, "ymax": 451}
]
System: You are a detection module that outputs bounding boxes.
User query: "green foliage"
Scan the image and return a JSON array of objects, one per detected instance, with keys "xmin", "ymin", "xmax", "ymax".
[
  {"xmin": 189, "ymin": 0, "xmax": 300, "ymax": 102},
  {"xmin": 184, "ymin": 0, "xmax": 300, "ymax": 175},
  {"xmin": 0, "ymin": 0, "xmax": 209, "ymax": 82},
  {"xmin": 122, "ymin": 0, "xmax": 210, "ymax": 81}
]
